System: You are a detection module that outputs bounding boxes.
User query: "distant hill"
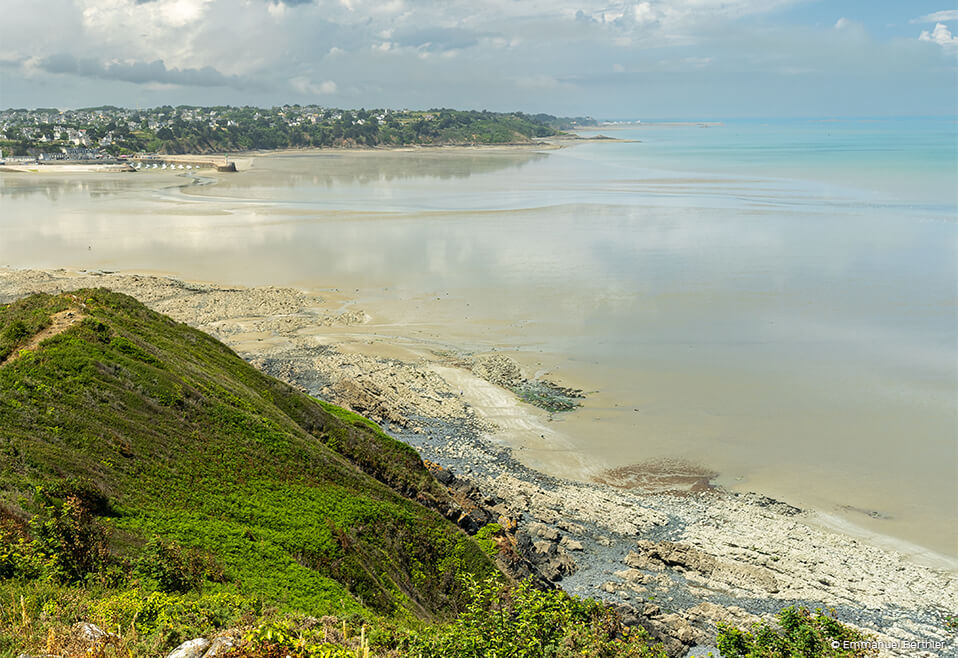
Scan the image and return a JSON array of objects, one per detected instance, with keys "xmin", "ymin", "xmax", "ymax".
[{"xmin": 0, "ymin": 106, "xmax": 589, "ymax": 156}]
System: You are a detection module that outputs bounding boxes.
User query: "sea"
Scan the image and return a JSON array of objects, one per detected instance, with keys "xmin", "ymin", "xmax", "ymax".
[{"xmin": 1, "ymin": 117, "xmax": 955, "ymax": 560}]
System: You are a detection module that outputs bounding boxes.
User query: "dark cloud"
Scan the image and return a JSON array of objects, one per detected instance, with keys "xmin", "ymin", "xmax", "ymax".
[{"xmin": 35, "ymin": 53, "xmax": 253, "ymax": 88}]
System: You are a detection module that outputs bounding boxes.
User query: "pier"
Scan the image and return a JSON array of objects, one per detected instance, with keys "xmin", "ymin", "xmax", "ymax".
[{"xmin": 131, "ymin": 155, "xmax": 237, "ymax": 172}]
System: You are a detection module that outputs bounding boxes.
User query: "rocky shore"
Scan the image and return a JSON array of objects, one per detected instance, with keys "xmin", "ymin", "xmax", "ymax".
[{"xmin": 2, "ymin": 268, "xmax": 954, "ymax": 658}]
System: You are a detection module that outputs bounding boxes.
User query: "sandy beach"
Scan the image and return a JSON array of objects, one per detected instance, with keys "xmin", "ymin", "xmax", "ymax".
[{"xmin": 2, "ymin": 267, "xmax": 954, "ymax": 657}]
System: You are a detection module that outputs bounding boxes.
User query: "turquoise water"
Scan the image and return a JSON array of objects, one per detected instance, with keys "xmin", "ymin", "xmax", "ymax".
[
  {"xmin": 588, "ymin": 118, "xmax": 957, "ymax": 207},
  {"xmin": 1, "ymin": 117, "xmax": 955, "ymax": 557}
]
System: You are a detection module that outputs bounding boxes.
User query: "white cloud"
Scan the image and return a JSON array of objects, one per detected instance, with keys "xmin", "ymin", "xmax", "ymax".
[
  {"xmin": 919, "ymin": 22, "xmax": 958, "ymax": 50},
  {"xmin": 912, "ymin": 10, "xmax": 958, "ymax": 24},
  {"xmin": 0, "ymin": 0, "xmax": 955, "ymax": 116},
  {"xmin": 290, "ymin": 76, "xmax": 338, "ymax": 96}
]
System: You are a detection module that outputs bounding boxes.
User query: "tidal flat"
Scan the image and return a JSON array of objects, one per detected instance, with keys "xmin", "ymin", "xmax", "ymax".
[
  {"xmin": 1, "ymin": 267, "xmax": 954, "ymax": 656},
  {"xmin": 1, "ymin": 125, "xmax": 954, "ymax": 561}
]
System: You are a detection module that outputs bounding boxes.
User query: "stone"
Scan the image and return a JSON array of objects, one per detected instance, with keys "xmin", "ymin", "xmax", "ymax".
[
  {"xmin": 167, "ymin": 638, "xmax": 210, "ymax": 658},
  {"xmin": 560, "ymin": 537, "xmax": 584, "ymax": 551},
  {"xmin": 202, "ymin": 637, "xmax": 236, "ymax": 657},
  {"xmin": 538, "ymin": 553, "xmax": 577, "ymax": 581},
  {"xmin": 74, "ymin": 622, "xmax": 113, "ymax": 643}
]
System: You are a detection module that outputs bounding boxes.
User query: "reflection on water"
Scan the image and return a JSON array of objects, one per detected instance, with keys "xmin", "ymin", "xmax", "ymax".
[
  {"xmin": 210, "ymin": 150, "xmax": 548, "ymax": 190},
  {"xmin": 0, "ymin": 174, "xmax": 144, "ymax": 201},
  {"xmin": 0, "ymin": 134, "xmax": 955, "ymax": 558}
]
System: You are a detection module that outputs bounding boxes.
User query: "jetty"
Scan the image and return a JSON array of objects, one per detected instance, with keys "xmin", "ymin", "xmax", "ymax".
[{"xmin": 131, "ymin": 154, "xmax": 237, "ymax": 172}]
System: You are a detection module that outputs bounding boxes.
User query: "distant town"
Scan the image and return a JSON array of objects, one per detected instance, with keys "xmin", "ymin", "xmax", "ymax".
[{"xmin": 0, "ymin": 105, "xmax": 596, "ymax": 163}]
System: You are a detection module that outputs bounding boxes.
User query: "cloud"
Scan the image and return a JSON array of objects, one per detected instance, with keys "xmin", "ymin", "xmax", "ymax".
[
  {"xmin": 290, "ymin": 77, "xmax": 338, "ymax": 95},
  {"xmin": 912, "ymin": 10, "xmax": 958, "ymax": 24},
  {"xmin": 391, "ymin": 27, "xmax": 488, "ymax": 53},
  {"xmin": 919, "ymin": 22, "xmax": 958, "ymax": 50},
  {"xmin": 32, "ymin": 53, "xmax": 250, "ymax": 87},
  {"xmin": 0, "ymin": 0, "xmax": 955, "ymax": 116}
]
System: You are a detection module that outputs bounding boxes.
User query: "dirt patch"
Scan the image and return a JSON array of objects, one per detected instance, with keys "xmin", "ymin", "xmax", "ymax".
[{"xmin": 0, "ymin": 308, "xmax": 85, "ymax": 367}]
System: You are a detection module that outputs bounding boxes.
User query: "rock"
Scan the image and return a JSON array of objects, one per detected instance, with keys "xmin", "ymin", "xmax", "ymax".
[
  {"xmin": 167, "ymin": 638, "xmax": 210, "ymax": 658},
  {"xmin": 538, "ymin": 553, "xmax": 577, "ymax": 581},
  {"xmin": 614, "ymin": 568, "xmax": 648, "ymax": 584},
  {"xmin": 527, "ymin": 522, "xmax": 559, "ymax": 541},
  {"xmin": 74, "ymin": 622, "xmax": 114, "ymax": 643},
  {"xmin": 560, "ymin": 537, "xmax": 584, "ymax": 551},
  {"xmin": 425, "ymin": 461, "xmax": 455, "ymax": 485},
  {"xmin": 557, "ymin": 520, "xmax": 585, "ymax": 534},
  {"xmin": 625, "ymin": 550, "xmax": 663, "ymax": 571},
  {"xmin": 202, "ymin": 637, "xmax": 236, "ymax": 657},
  {"xmin": 633, "ymin": 540, "xmax": 780, "ymax": 595}
]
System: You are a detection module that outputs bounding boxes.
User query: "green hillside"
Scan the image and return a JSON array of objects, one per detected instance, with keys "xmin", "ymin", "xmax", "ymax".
[{"xmin": 0, "ymin": 290, "xmax": 497, "ymax": 654}]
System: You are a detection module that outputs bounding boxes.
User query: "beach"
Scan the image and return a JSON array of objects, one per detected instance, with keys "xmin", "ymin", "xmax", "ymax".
[
  {"xmin": 0, "ymin": 267, "xmax": 955, "ymax": 657},
  {"xmin": 1, "ymin": 130, "xmax": 954, "ymax": 559},
  {"xmin": 1, "ymin": 123, "xmax": 955, "ymax": 654}
]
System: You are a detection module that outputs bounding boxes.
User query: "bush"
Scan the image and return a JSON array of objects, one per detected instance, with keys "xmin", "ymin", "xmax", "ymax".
[
  {"xmin": 92, "ymin": 588, "xmax": 258, "ymax": 640},
  {"xmin": 409, "ymin": 576, "xmax": 666, "ymax": 657},
  {"xmin": 716, "ymin": 606, "xmax": 878, "ymax": 657},
  {"xmin": 0, "ymin": 524, "xmax": 42, "ymax": 580},
  {"xmin": 135, "ymin": 536, "xmax": 226, "ymax": 593},
  {"xmin": 475, "ymin": 523, "xmax": 503, "ymax": 557},
  {"xmin": 30, "ymin": 494, "xmax": 110, "ymax": 584}
]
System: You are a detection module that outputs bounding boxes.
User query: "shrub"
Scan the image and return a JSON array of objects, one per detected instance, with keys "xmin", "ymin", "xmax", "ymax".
[
  {"xmin": 409, "ymin": 576, "xmax": 666, "ymax": 657},
  {"xmin": 135, "ymin": 536, "xmax": 226, "ymax": 593},
  {"xmin": 30, "ymin": 494, "xmax": 110, "ymax": 584},
  {"xmin": 716, "ymin": 606, "xmax": 878, "ymax": 657},
  {"xmin": 92, "ymin": 588, "xmax": 258, "ymax": 639},
  {"xmin": 475, "ymin": 523, "xmax": 503, "ymax": 557},
  {"xmin": 0, "ymin": 524, "xmax": 43, "ymax": 580}
]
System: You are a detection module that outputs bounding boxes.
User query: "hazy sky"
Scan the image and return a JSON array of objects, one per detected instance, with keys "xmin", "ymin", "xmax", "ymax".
[{"xmin": 0, "ymin": 0, "xmax": 956, "ymax": 118}]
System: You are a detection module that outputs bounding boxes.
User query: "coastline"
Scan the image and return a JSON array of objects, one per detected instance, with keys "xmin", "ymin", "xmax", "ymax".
[
  {"xmin": 1, "ymin": 267, "xmax": 954, "ymax": 657},
  {"xmin": 0, "ymin": 162, "xmax": 136, "ymax": 173}
]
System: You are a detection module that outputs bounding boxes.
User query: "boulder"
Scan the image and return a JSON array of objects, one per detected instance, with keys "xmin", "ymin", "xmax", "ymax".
[
  {"xmin": 202, "ymin": 637, "xmax": 236, "ymax": 657},
  {"xmin": 74, "ymin": 622, "xmax": 114, "ymax": 643},
  {"xmin": 167, "ymin": 638, "xmax": 210, "ymax": 658}
]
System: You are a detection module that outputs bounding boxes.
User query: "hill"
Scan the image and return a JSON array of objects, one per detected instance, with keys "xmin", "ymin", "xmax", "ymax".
[
  {"xmin": 0, "ymin": 106, "xmax": 583, "ymax": 156},
  {"xmin": 0, "ymin": 289, "xmax": 498, "ymax": 653}
]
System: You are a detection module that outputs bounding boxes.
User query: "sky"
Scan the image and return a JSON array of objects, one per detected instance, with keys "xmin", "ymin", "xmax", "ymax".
[{"xmin": 0, "ymin": 0, "xmax": 956, "ymax": 118}]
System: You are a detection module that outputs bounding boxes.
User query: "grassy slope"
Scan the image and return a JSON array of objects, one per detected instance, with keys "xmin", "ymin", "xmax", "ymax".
[{"xmin": 0, "ymin": 290, "xmax": 494, "ymax": 622}]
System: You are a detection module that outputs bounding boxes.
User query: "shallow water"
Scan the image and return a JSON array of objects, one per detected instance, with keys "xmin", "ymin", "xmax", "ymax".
[{"xmin": 1, "ymin": 119, "xmax": 955, "ymax": 558}]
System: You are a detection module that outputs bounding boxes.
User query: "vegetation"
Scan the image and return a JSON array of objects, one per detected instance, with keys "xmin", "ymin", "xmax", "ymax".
[
  {"xmin": 716, "ymin": 606, "xmax": 878, "ymax": 657},
  {"xmin": 0, "ymin": 289, "xmax": 497, "ymax": 655},
  {"xmin": 0, "ymin": 106, "xmax": 595, "ymax": 157},
  {"xmin": 234, "ymin": 576, "xmax": 666, "ymax": 657}
]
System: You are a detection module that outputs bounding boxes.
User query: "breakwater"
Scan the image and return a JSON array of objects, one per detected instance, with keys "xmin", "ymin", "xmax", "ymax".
[{"xmin": 131, "ymin": 155, "xmax": 237, "ymax": 172}]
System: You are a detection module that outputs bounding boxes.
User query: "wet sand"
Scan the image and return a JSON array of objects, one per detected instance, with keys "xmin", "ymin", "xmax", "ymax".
[{"xmin": 1, "ymin": 144, "xmax": 954, "ymax": 562}]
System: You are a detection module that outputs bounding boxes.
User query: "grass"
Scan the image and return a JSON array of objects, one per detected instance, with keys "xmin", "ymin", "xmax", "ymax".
[{"xmin": 0, "ymin": 289, "xmax": 496, "ymax": 655}]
